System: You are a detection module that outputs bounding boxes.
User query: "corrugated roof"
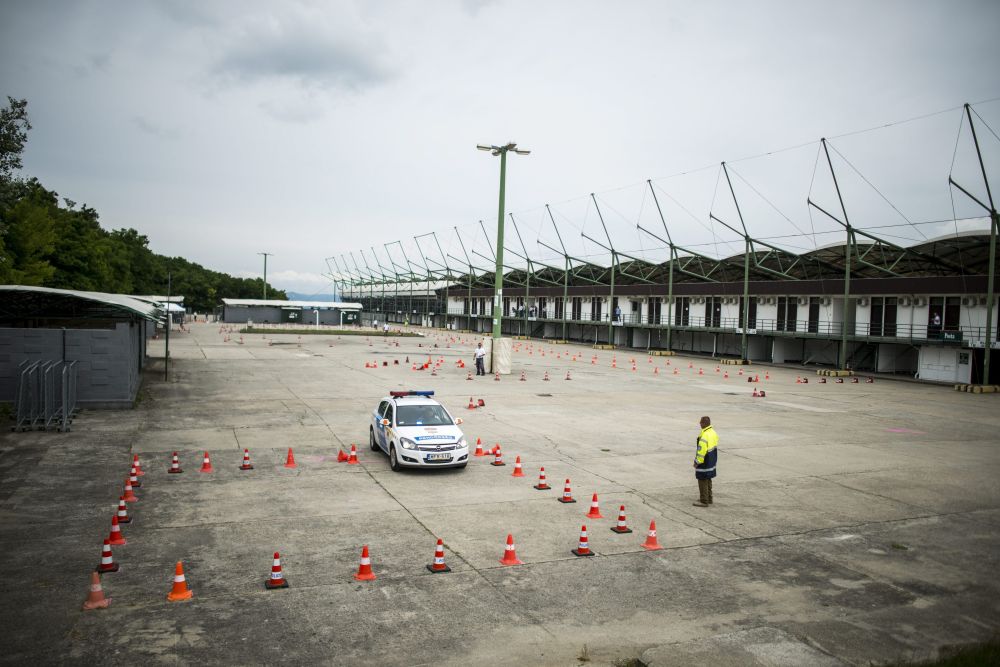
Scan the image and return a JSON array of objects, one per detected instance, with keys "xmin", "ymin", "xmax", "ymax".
[
  {"xmin": 0, "ymin": 285, "xmax": 163, "ymax": 321},
  {"xmin": 221, "ymin": 299, "xmax": 363, "ymax": 309}
]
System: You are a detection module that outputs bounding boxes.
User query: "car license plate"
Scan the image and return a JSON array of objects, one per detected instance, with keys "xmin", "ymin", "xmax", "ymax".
[{"xmin": 426, "ymin": 453, "xmax": 451, "ymax": 461}]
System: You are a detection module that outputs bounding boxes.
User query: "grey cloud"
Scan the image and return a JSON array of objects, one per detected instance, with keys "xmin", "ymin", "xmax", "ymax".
[{"xmin": 132, "ymin": 116, "xmax": 179, "ymax": 139}]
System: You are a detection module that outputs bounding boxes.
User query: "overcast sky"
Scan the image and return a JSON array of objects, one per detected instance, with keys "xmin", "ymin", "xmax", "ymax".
[{"xmin": 2, "ymin": 0, "xmax": 999, "ymax": 295}]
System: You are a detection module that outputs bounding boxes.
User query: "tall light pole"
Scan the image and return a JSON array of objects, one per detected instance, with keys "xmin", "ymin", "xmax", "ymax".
[
  {"xmin": 477, "ymin": 142, "xmax": 530, "ymax": 341},
  {"xmin": 258, "ymin": 252, "xmax": 272, "ymax": 300}
]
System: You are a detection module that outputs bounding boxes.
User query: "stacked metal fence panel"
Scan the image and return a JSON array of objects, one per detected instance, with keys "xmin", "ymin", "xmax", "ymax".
[{"xmin": 12, "ymin": 360, "xmax": 78, "ymax": 432}]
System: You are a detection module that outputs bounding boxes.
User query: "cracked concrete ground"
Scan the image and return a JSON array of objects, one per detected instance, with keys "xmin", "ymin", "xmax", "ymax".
[{"xmin": 0, "ymin": 322, "xmax": 998, "ymax": 666}]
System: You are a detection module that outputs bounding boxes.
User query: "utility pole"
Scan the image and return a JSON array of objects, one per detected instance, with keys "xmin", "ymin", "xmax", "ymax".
[{"xmin": 258, "ymin": 252, "xmax": 272, "ymax": 300}]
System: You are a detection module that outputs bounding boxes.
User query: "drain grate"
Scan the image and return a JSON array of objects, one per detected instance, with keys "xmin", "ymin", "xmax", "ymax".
[{"xmin": 536, "ymin": 393, "xmax": 553, "ymax": 397}]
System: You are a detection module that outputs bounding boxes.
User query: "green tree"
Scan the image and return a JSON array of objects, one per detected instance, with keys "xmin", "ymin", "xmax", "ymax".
[{"xmin": 0, "ymin": 97, "xmax": 31, "ymax": 184}]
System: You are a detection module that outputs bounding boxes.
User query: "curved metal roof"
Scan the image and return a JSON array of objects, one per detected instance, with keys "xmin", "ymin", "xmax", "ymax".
[{"xmin": 0, "ymin": 285, "xmax": 163, "ymax": 321}]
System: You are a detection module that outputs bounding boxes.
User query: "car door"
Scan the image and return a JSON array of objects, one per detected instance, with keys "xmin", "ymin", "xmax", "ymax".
[
  {"xmin": 373, "ymin": 401, "xmax": 389, "ymax": 451},
  {"xmin": 377, "ymin": 403, "xmax": 395, "ymax": 452}
]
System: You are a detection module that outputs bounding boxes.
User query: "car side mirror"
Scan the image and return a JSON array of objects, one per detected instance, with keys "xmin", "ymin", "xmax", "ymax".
[
  {"xmin": 454, "ymin": 417, "xmax": 463, "ymax": 425},
  {"xmin": 381, "ymin": 418, "xmax": 390, "ymax": 426}
]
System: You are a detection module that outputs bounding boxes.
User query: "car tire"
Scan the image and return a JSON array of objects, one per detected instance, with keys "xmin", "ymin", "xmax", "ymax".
[
  {"xmin": 369, "ymin": 427, "xmax": 379, "ymax": 452},
  {"xmin": 389, "ymin": 445, "xmax": 400, "ymax": 472}
]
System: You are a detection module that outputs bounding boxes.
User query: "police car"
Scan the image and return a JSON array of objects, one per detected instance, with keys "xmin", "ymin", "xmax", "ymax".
[{"xmin": 369, "ymin": 391, "xmax": 469, "ymax": 471}]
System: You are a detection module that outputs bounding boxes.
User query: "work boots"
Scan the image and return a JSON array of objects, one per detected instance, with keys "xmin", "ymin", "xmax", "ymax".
[{"xmin": 693, "ymin": 479, "xmax": 710, "ymax": 507}]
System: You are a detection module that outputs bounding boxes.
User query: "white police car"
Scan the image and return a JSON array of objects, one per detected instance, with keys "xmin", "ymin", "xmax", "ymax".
[{"xmin": 370, "ymin": 391, "xmax": 469, "ymax": 471}]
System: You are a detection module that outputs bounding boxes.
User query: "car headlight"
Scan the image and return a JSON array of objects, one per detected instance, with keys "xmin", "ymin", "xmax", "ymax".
[
  {"xmin": 400, "ymin": 438, "xmax": 416, "ymax": 450},
  {"xmin": 458, "ymin": 438, "xmax": 468, "ymax": 448}
]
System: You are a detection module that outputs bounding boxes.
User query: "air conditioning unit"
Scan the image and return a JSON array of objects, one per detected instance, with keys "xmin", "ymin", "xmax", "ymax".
[
  {"xmin": 979, "ymin": 296, "xmax": 988, "ymax": 306},
  {"xmin": 797, "ymin": 297, "xmax": 809, "ymax": 306},
  {"xmin": 899, "ymin": 297, "xmax": 912, "ymax": 307},
  {"xmin": 694, "ymin": 297, "xmax": 705, "ymax": 304},
  {"xmin": 914, "ymin": 297, "xmax": 927, "ymax": 307},
  {"xmin": 858, "ymin": 297, "xmax": 868, "ymax": 307},
  {"xmin": 764, "ymin": 297, "xmax": 776, "ymax": 305},
  {"xmin": 961, "ymin": 296, "xmax": 976, "ymax": 307},
  {"xmin": 820, "ymin": 297, "xmax": 832, "ymax": 307}
]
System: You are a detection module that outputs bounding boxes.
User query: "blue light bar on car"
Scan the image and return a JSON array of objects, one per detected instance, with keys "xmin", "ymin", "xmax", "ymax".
[{"xmin": 389, "ymin": 390, "xmax": 435, "ymax": 397}]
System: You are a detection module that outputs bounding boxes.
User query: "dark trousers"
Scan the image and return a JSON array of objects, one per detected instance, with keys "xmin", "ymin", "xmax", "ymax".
[
  {"xmin": 697, "ymin": 478, "xmax": 714, "ymax": 504},
  {"xmin": 475, "ymin": 358, "xmax": 485, "ymax": 375}
]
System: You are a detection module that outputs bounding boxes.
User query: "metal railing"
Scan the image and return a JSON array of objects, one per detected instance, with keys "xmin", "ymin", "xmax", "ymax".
[{"xmin": 13, "ymin": 360, "xmax": 78, "ymax": 432}]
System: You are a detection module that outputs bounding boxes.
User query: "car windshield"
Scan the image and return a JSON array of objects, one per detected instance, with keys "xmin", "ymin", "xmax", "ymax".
[{"xmin": 396, "ymin": 404, "xmax": 453, "ymax": 426}]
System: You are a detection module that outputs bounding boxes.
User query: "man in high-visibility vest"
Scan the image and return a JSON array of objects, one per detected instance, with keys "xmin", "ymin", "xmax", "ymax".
[{"xmin": 693, "ymin": 415, "xmax": 718, "ymax": 507}]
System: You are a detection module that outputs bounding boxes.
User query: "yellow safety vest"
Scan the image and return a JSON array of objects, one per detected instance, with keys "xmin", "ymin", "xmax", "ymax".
[{"xmin": 695, "ymin": 426, "xmax": 718, "ymax": 464}]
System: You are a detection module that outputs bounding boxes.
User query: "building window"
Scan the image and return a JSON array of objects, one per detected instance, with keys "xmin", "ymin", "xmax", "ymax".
[
  {"xmin": 870, "ymin": 297, "xmax": 897, "ymax": 337},
  {"xmin": 928, "ymin": 296, "xmax": 960, "ymax": 338},
  {"xmin": 463, "ymin": 298, "xmax": 469, "ymax": 315},
  {"xmin": 739, "ymin": 297, "xmax": 757, "ymax": 329},
  {"xmin": 503, "ymin": 297, "xmax": 510, "ymax": 316},
  {"xmin": 538, "ymin": 297, "xmax": 547, "ymax": 319},
  {"xmin": 647, "ymin": 298, "xmax": 661, "ymax": 325},
  {"xmin": 590, "ymin": 297, "xmax": 602, "ymax": 322},
  {"xmin": 704, "ymin": 297, "xmax": 721, "ymax": 327},
  {"xmin": 777, "ymin": 297, "xmax": 797, "ymax": 332},
  {"xmin": 571, "ymin": 297, "xmax": 583, "ymax": 321},
  {"xmin": 555, "ymin": 297, "xmax": 565, "ymax": 320},
  {"xmin": 674, "ymin": 297, "xmax": 690, "ymax": 326},
  {"xmin": 808, "ymin": 297, "xmax": 821, "ymax": 334}
]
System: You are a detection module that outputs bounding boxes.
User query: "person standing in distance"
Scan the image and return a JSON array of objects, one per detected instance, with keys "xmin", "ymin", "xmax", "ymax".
[
  {"xmin": 692, "ymin": 415, "xmax": 718, "ymax": 507},
  {"xmin": 474, "ymin": 341, "xmax": 487, "ymax": 376}
]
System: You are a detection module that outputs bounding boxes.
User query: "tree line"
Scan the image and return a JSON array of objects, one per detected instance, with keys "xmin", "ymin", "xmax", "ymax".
[{"xmin": 0, "ymin": 96, "xmax": 285, "ymax": 313}]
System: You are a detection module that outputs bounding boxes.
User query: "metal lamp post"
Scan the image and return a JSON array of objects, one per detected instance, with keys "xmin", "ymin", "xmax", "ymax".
[
  {"xmin": 258, "ymin": 252, "xmax": 272, "ymax": 300},
  {"xmin": 477, "ymin": 142, "xmax": 530, "ymax": 342}
]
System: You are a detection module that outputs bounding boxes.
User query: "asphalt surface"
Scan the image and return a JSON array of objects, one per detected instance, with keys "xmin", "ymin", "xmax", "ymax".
[{"xmin": 1, "ymin": 322, "xmax": 998, "ymax": 666}]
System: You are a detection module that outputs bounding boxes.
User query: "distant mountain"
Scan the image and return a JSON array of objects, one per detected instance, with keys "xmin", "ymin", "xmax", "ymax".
[{"xmin": 285, "ymin": 291, "xmax": 338, "ymax": 302}]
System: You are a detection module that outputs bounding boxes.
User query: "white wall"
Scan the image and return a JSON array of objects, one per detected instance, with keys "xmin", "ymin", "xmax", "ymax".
[{"xmin": 917, "ymin": 346, "xmax": 971, "ymax": 383}]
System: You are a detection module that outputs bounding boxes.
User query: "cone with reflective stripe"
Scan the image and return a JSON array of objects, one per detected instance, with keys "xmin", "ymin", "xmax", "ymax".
[
  {"xmin": 200, "ymin": 451, "xmax": 214, "ymax": 473},
  {"xmin": 642, "ymin": 520, "xmax": 663, "ymax": 551},
  {"xmin": 586, "ymin": 493, "xmax": 604, "ymax": 519},
  {"xmin": 354, "ymin": 545, "xmax": 376, "ymax": 581},
  {"xmin": 571, "ymin": 525, "xmax": 595, "ymax": 557},
  {"xmin": 473, "ymin": 441, "xmax": 485, "ymax": 457},
  {"xmin": 347, "ymin": 444, "xmax": 359, "ymax": 465},
  {"xmin": 128, "ymin": 466, "xmax": 141, "ymax": 488},
  {"xmin": 97, "ymin": 539, "xmax": 119, "ymax": 573},
  {"xmin": 499, "ymin": 533, "xmax": 524, "ymax": 566},
  {"xmin": 116, "ymin": 496, "xmax": 131, "ymax": 524},
  {"xmin": 265, "ymin": 552, "xmax": 289, "ymax": 589},
  {"xmin": 168, "ymin": 451, "xmax": 183, "ymax": 474},
  {"xmin": 108, "ymin": 515, "xmax": 126, "ymax": 546},
  {"xmin": 426, "ymin": 538, "xmax": 451, "ymax": 573},
  {"xmin": 491, "ymin": 447, "xmax": 505, "ymax": 466},
  {"xmin": 238, "ymin": 449, "xmax": 253, "ymax": 470},
  {"xmin": 82, "ymin": 571, "xmax": 110, "ymax": 611},
  {"xmin": 610, "ymin": 505, "xmax": 632, "ymax": 534},
  {"xmin": 534, "ymin": 467, "xmax": 550, "ymax": 490},
  {"xmin": 511, "ymin": 456, "xmax": 524, "ymax": 477},
  {"xmin": 122, "ymin": 477, "xmax": 138, "ymax": 503},
  {"xmin": 167, "ymin": 561, "xmax": 194, "ymax": 601},
  {"xmin": 132, "ymin": 453, "xmax": 144, "ymax": 476},
  {"xmin": 558, "ymin": 479, "xmax": 576, "ymax": 503},
  {"xmin": 284, "ymin": 447, "xmax": 297, "ymax": 468}
]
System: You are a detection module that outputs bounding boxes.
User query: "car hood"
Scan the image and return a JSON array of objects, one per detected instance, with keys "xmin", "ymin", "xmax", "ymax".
[{"xmin": 395, "ymin": 425, "xmax": 464, "ymax": 443}]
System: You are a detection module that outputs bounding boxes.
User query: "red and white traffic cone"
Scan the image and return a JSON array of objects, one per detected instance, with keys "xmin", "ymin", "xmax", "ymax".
[
  {"xmin": 337, "ymin": 449, "xmax": 348, "ymax": 462},
  {"xmin": 426, "ymin": 538, "xmax": 451, "ymax": 573},
  {"xmin": 285, "ymin": 447, "xmax": 298, "ymax": 468},
  {"xmin": 565, "ymin": 371, "xmax": 572, "ymax": 380},
  {"xmin": 534, "ymin": 467, "xmax": 551, "ymax": 490},
  {"xmin": 122, "ymin": 477, "xmax": 138, "ymax": 503},
  {"xmin": 347, "ymin": 444, "xmax": 359, "ymax": 465},
  {"xmin": 107, "ymin": 515, "xmax": 126, "ymax": 546},
  {"xmin": 132, "ymin": 453, "xmax": 144, "ymax": 477},
  {"xmin": 558, "ymin": 479, "xmax": 576, "ymax": 503},
  {"xmin": 473, "ymin": 441, "xmax": 485, "ymax": 457},
  {"xmin": 610, "ymin": 505, "xmax": 632, "ymax": 534},
  {"xmin": 265, "ymin": 552, "xmax": 289, "ymax": 589},
  {"xmin": 586, "ymin": 493, "xmax": 604, "ymax": 519},
  {"xmin": 82, "ymin": 571, "xmax": 110, "ymax": 611},
  {"xmin": 571, "ymin": 525, "xmax": 595, "ymax": 557},
  {"xmin": 511, "ymin": 456, "xmax": 524, "ymax": 477},
  {"xmin": 97, "ymin": 539, "xmax": 119, "ymax": 573},
  {"xmin": 166, "ymin": 561, "xmax": 194, "ymax": 601},
  {"xmin": 168, "ymin": 451, "xmax": 183, "ymax": 474},
  {"xmin": 543, "ymin": 371, "xmax": 550, "ymax": 381},
  {"xmin": 128, "ymin": 466, "xmax": 141, "ymax": 489},
  {"xmin": 519, "ymin": 370, "xmax": 526, "ymax": 381},
  {"xmin": 642, "ymin": 520, "xmax": 663, "ymax": 550},
  {"xmin": 116, "ymin": 496, "xmax": 131, "ymax": 524},
  {"xmin": 200, "ymin": 451, "xmax": 214, "ymax": 473},
  {"xmin": 499, "ymin": 534, "xmax": 524, "ymax": 566},
  {"xmin": 354, "ymin": 545, "xmax": 376, "ymax": 581},
  {"xmin": 491, "ymin": 447, "xmax": 505, "ymax": 466},
  {"xmin": 467, "ymin": 396, "xmax": 476, "ymax": 409},
  {"xmin": 240, "ymin": 449, "xmax": 254, "ymax": 470}
]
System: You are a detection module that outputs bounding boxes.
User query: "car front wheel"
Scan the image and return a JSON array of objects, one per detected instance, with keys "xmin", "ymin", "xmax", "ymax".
[
  {"xmin": 370, "ymin": 427, "xmax": 379, "ymax": 452},
  {"xmin": 389, "ymin": 445, "xmax": 400, "ymax": 472}
]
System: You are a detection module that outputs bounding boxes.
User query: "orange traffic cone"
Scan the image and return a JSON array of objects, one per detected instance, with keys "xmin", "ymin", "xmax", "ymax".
[
  {"xmin": 122, "ymin": 477, "xmax": 138, "ymax": 503},
  {"xmin": 586, "ymin": 493, "xmax": 604, "ymax": 519},
  {"xmin": 565, "ymin": 371, "xmax": 572, "ymax": 380},
  {"xmin": 132, "ymin": 453, "xmax": 144, "ymax": 477},
  {"xmin": 494, "ymin": 372, "xmax": 500, "ymax": 381},
  {"xmin": 97, "ymin": 539, "xmax": 119, "ymax": 573},
  {"xmin": 240, "ymin": 449, "xmax": 254, "ymax": 471},
  {"xmin": 467, "ymin": 397, "xmax": 476, "ymax": 409},
  {"xmin": 200, "ymin": 451, "xmax": 214, "ymax": 473},
  {"xmin": 491, "ymin": 447, "xmax": 505, "ymax": 466},
  {"xmin": 511, "ymin": 456, "xmax": 525, "ymax": 477},
  {"xmin": 337, "ymin": 449, "xmax": 349, "ymax": 462},
  {"xmin": 354, "ymin": 545, "xmax": 376, "ymax": 581},
  {"xmin": 520, "ymin": 371, "xmax": 526, "ymax": 381},
  {"xmin": 265, "ymin": 552, "xmax": 289, "ymax": 589},
  {"xmin": 168, "ymin": 451, "xmax": 183, "ymax": 474},
  {"xmin": 108, "ymin": 515, "xmax": 126, "ymax": 546},
  {"xmin": 82, "ymin": 571, "xmax": 110, "ymax": 610},
  {"xmin": 347, "ymin": 444, "xmax": 359, "ymax": 465},
  {"xmin": 499, "ymin": 533, "xmax": 524, "ymax": 566},
  {"xmin": 534, "ymin": 467, "xmax": 551, "ymax": 490},
  {"xmin": 571, "ymin": 525, "xmax": 595, "ymax": 557},
  {"xmin": 543, "ymin": 371, "xmax": 549, "ymax": 381},
  {"xmin": 752, "ymin": 388, "xmax": 759, "ymax": 397},
  {"xmin": 654, "ymin": 367, "xmax": 659, "ymax": 375},
  {"xmin": 466, "ymin": 371, "xmax": 473, "ymax": 380},
  {"xmin": 473, "ymin": 441, "xmax": 485, "ymax": 457},
  {"xmin": 426, "ymin": 539, "xmax": 451, "ymax": 573},
  {"xmin": 116, "ymin": 496, "xmax": 131, "ymax": 524},
  {"xmin": 642, "ymin": 520, "xmax": 663, "ymax": 550},
  {"xmin": 558, "ymin": 479, "xmax": 576, "ymax": 503},
  {"xmin": 166, "ymin": 561, "xmax": 194, "ymax": 601},
  {"xmin": 611, "ymin": 505, "xmax": 632, "ymax": 533},
  {"xmin": 285, "ymin": 448, "xmax": 297, "ymax": 468}
]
